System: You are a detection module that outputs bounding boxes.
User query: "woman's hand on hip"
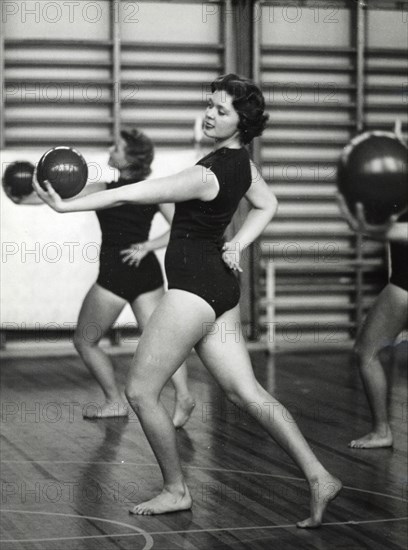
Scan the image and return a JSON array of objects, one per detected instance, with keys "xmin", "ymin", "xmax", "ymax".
[
  {"xmin": 222, "ymin": 242, "xmax": 243, "ymax": 272},
  {"xmin": 120, "ymin": 242, "xmax": 149, "ymax": 267}
]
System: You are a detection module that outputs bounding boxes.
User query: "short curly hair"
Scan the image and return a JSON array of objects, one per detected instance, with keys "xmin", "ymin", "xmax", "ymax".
[
  {"xmin": 121, "ymin": 128, "xmax": 154, "ymax": 181},
  {"xmin": 210, "ymin": 74, "xmax": 269, "ymax": 145}
]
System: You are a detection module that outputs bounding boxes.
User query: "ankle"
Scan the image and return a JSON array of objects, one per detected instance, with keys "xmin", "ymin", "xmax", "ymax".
[
  {"xmin": 306, "ymin": 467, "xmax": 331, "ymax": 485},
  {"xmin": 163, "ymin": 481, "xmax": 187, "ymax": 495},
  {"xmin": 373, "ymin": 423, "xmax": 391, "ymax": 435},
  {"xmin": 175, "ymin": 393, "xmax": 194, "ymax": 402},
  {"xmin": 105, "ymin": 397, "xmax": 127, "ymax": 407}
]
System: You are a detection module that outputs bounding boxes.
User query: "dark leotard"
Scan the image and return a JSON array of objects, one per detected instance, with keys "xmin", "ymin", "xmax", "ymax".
[
  {"xmin": 389, "ymin": 210, "xmax": 408, "ymax": 292},
  {"xmin": 96, "ymin": 179, "xmax": 163, "ymax": 302},
  {"xmin": 165, "ymin": 147, "xmax": 252, "ymax": 317}
]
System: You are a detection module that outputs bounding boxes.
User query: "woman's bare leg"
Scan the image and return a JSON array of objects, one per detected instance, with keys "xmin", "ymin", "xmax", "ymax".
[
  {"xmin": 74, "ymin": 284, "xmax": 129, "ymax": 418},
  {"xmin": 195, "ymin": 304, "xmax": 341, "ymax": 528},
  {"xmin": 126, "ymin": 289, "xmax": 216, "ymax": 515},
  {"xmin": 131, "ymin": 288, "xmax": 195, "ymax": 428},
  {"xmin": 350, "ymin": 283, "xmax": 408, "ymax": 449}
]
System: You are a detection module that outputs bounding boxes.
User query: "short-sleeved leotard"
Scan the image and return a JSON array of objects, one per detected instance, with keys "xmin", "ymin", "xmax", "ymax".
[
  {"xmin": 165, "ymin": 147, "xmax": 252, "ymax": 317},
  {"xmin": 389, "ymin": 210, "xmax": 408, "ymax": 292},
  {"xmin": 96, "ymin": 179, "xmax": 163, "ymax": 302}
]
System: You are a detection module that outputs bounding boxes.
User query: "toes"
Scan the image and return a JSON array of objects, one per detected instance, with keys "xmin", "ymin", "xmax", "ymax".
[
  {"xmin": 297, "ymin": 519, "xmax": 320, "ymax": 529},
  {"xmin": 296, "ymin": 519, "xmax": 309, "ymax": 529},
  {"xmin": 296, "ymin": 520, "xmax": 306, "ymax": 528},
  {"xmin": 129, "ymin": 505, "xmax": 154, "ymax": 515}
]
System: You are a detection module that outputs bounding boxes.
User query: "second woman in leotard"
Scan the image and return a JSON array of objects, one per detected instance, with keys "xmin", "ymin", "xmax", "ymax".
[{"xmin": 72, "ymin": 129, "xmax": 194, "ymax": 426}]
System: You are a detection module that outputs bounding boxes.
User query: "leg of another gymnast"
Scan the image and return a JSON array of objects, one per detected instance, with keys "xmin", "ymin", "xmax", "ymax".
[{"xmin": 350, "ymin": 283, "xmax": 408, "ymax": 448}]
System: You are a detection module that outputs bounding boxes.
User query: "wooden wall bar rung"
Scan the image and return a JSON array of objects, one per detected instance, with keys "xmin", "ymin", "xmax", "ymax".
[
  {"xmin": 367, "ymin": 48, "xmax": 408, "ymax": 57},
  {"xmin": 261, "ymin": 45, "xmax": 356, "ymax": 54},
  {"xmin": 5, "ymin": 38, "xmax": 224, "ymax": 52},
  {"xmin": 121, "ymin": 42, "xmax": 223, "ymax": 52},
  {"xmin": 274, "ymin": 284, "xmax": 380, "ymax": 293},
  {"xmin": 7, "ymin": 79, "xmax": 114, "ymax": 85},
  {"xmin": 262, "ymin": 138, "xmax": 349, "ymax": 146},
  {"xmin": 265, "ymin": 103, "xmax": 356, "ymax": 110},
  {"xmin": 6, "ymin": 119, "xmax": 113, "ymax": 126},
  {"xmin": 120, "ymin": 80, "xmax": 221, "ymax": 89},
  {"xmin": 123, "ymin": 62, "xmax": 223, "ymax": 70},
  {"xmin": 6, "ymin": 136, "xmax": 197, "ymax": 147},
  {"xmin": 5, "ymin": 39, "xmax": 112, "ymax": 47},
  {"xmin": 262, "ymin": 64, "xmax": 355, "ymax": 73},
  {"xmin": 366, "ymin": 67, "xmax": 408, "ymax": 75},
  {"xmin": 6, "ymin": 60, "xmax": 113, "ymax": 68},
  {"xmin": 268, "ymin": 120, "xmax": 356, "ymax": 129},
  {"xmin": 268, "ymin": 261, "xmax": 383, "ymax": 272},
  {"xmin": 262, "ymin": 82, "xmax": 357, "ymax": 91},
  {"xmin": 6, "ymin": 98, "xmax": 113, "ymax": 106}
]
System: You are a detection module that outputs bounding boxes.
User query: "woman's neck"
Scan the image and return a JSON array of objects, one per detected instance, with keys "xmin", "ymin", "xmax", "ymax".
[
  {"xmin": 119, "ymin": 167, "xmax": 138, "ymax": 181},
  {"xmin": 213, "ymin": 135, "xmax": 242, "ymax": 151}
]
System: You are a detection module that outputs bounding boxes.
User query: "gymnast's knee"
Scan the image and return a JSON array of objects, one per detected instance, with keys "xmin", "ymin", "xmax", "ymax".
[
  {"xmin": 125, "ymin": 381, "xmax": 158, "ymax": 411},
  {"xmin": 353, "ymin": 341, "xmax": 378, "ymax": 368},
  {"xmin": 225, "ymin": 388, "xmax": 252, "ymax": 410},
  {"xmin": 73, "ymin": 329, "xmax": 101, "ymax": 354}
]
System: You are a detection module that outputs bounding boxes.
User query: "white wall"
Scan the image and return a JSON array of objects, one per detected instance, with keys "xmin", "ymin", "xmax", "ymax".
[
  {"xmin": 1, "ymin": 148, "xmax": 199, "ymax": 329},
  {"xmin": 2, "ymin": 0, "xmax": 220, "ymax": 42}
]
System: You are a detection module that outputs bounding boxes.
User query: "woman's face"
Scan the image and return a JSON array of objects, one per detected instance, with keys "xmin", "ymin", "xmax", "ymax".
[
  {"xmin": 203, "ymin": 90, "xmax": 240, "ymax": 142},
  {"xmin": 108, "ymin": 138, "xmax": 129, "ymax": 170}
]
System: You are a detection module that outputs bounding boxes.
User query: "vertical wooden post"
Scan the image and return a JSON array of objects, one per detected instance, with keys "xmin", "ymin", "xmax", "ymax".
[
  {"xmin": 355, "ymin": 1, "xmax": 366, "ymax": 332},
  {"xmin": 356, "ymin": 1, "xmax": 366, "ymax": 133},
  {"xmin": 0, "ymin": 28, "xmax": 5, "ymax": 149},
  {"xmin": 111, "ymin": 0, "xmax": 121, "ymax": 147},
  {"xmin": 223, "ymin": 0, "xmax": 260, "ymax": 338},
  {"xmin": 252, "ymin": 0, "xmax": 261, "ymax": 88},
  {"xmin": 266, "ymin": 261, "xmax": 276, "ymax": 352},
  {"xmin": 249, "ymin": 1, "xmax": 263, "ymax": 341},
  {"xmin": 355, "ymin": 230, "xmax": 364, "ymax": 331},
  {"xmin": 223, "ymin": 0, "xmax": 237, "ymax": 74}
]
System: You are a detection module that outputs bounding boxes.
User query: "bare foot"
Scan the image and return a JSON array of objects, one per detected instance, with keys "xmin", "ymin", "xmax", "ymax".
[
  {"xmin": 349, "ymin": 428, "xmax": 393, "ymax": 449},
  {"xmin": 129, "ymin": 485, "xmax": 192, "ymax": 515},
  {"xmin": 172, "ymin": 396, "xmax": 195, "ymax": 429},
  {"xmin": 83, "ymin": 400, "xmax": 129, "ymax": 420},
  {"xmin": 297, "ymin": 474, "xmax": 342, "ymax": 529}
]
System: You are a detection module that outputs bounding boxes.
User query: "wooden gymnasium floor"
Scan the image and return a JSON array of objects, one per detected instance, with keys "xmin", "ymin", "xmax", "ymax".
[{"xmin": 0, "ymin": 345, "xmax": 407, "ymax": 550}]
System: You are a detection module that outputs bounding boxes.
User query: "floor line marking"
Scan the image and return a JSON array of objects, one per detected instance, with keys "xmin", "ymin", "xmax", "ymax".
[
  {"xmin": 0, "ymin": 510, "xmax": 407, "ymax": 544},
  {"xmin": 1, "ymin": 460, "xmax": 406, "ymax": 503}
]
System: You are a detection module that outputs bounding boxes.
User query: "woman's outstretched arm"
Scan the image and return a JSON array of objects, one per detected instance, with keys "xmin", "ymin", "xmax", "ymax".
[{"xmin": 33, "ymin": 166, "xmax": 219, "ymax": 213}]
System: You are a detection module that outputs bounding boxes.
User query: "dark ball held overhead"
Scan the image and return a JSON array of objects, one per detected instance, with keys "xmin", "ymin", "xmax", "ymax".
[{"xmin": 337, "ymin": 131, "xmax": 408, "ymax": 224}]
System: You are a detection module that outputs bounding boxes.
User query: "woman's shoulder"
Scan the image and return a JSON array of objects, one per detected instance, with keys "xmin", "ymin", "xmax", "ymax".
[
  {"xmin": 398, "ymin": 210, "xmax": 408, "ymax": 222},
  {"xmin": 196, "ymin": 147, "xmax": 249, "ymax": 169}
]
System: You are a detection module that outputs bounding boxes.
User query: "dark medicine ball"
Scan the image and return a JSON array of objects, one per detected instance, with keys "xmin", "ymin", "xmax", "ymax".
[
  {"xmin": 37, "ymin": 146, "xmax": 88, "ymax": 199},
  {"xmin": 337, "ymin": 131, "xmax": 408, "ymax": 224},
  {"xmin": 3, "ymin": 161, "xmax": 35, "ymax": 198}
]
